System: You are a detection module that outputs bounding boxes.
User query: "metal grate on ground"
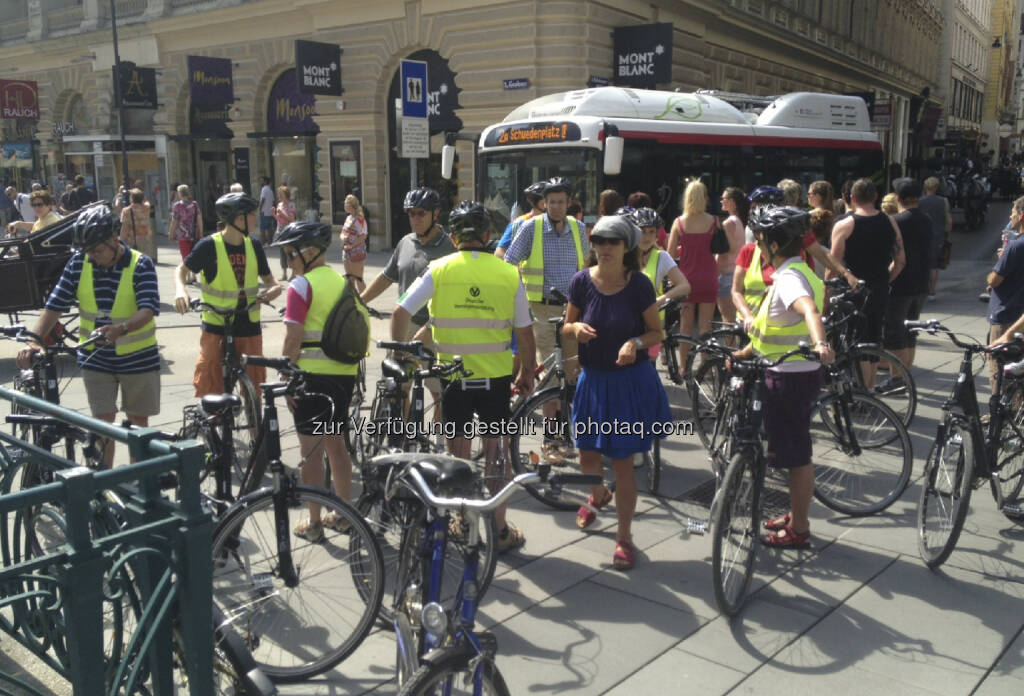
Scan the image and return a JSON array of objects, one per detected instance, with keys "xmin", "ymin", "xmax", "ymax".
[{"xmin": 677, "ymin": 474, "xmax": 791, "ymax": 520}]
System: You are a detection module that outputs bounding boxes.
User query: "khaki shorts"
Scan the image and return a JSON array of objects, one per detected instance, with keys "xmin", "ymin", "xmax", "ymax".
[
  {"xmin": 82, "ymin": 368, "xmax": 161, "ymax": 417},
  {"xmin": 530, "ymin": 302, "xmax": 578, "ymax": 374}
]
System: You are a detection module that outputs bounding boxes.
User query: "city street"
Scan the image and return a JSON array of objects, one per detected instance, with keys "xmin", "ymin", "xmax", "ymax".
[{"xmin": 2, "ymin": 203, "xmax": 1024, "ymax": 695}]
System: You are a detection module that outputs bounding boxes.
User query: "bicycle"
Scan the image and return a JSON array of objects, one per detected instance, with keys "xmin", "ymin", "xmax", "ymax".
[
  {"xmin": 908, "ymin": 320, "xmax": 1024, "ymax": 569},
  {"xmin": 382, "ymin": 454, "xmax": 601, "ymax": 694},
  {"xmin": 208, "ymin": 355, "xmax": 385, "ymax": 682},
  {"xmin": 356, "ymin": 340, "xmax": 499, "ymax": 626}
]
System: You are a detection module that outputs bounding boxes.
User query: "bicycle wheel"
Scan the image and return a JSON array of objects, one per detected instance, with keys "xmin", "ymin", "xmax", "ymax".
[
  {"xmin": 846, "ymin": 345, "xmax": 917, "ymax": 428},
  {"xmin": 508, "ymin": 386, "xmax": 578, "ymax": 510},
  {"xmin": 994, "ymin": 381, "xmax": 1024, "ymax": 505},
  {"xmin": 210, "ymin": 486, "xmax": 384, "ymax": 682},
  {"xmin": 811, "ymin": 392, "xmax": 913, "ymax": 516},
  {"xmin": 711, "ymin": 449, "xmax": 762, "ymax": 617},
  {"xmin": 704, "ymin": 394, "xmax": 735, "ymax": 481},
  {"xmin": 918, "ymin": 418, "xmax": 975, "ymax": 569},
  {"xmin": 354, "ymin": 490, "xmax": 498, "ymax": 627},
  {"xmin": 231, "ymin": 375, "xmax": 268, "ymax": 490},
  {"xmin": 645, "ymin": 438, "xmax": 661, "ymax": 495},
  {"xmin": 399, "ymin": 648, "xmax": 511, "ymax": 696},
  {"xmin": 690, "ymin": 354, "xmax": 728, "ymax": 451},
  {"xmin": 345, "ymin": 361, "xmax": 368, "ymax": 470},
  {"xmin": 172, "ymin": 606, "xmax": 277, "ymax": 696}
]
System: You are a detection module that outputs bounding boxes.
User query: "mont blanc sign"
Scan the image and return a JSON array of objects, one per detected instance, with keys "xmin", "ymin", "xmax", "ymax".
[
  {"xmin": 295, "ymin": 40, "xmax": 343, "ymax": 96},
  {"xmin": 612, "ymin": 23, "xmax": 673, "ymax": 88}
]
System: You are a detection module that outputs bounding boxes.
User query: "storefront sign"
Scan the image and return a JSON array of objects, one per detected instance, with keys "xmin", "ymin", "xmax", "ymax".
[
  {"xmin": 612, "ymin": 23, "xmax": 673, "ymax": 88},
  {"xmin": 267, "ymin": 69, "xmax": 319, "ymax": 134},
  {"xmin": 0, "ymin": 79, "xmax": 40, "ymax": 120},
  {"xmin": 483, "ymin": 121, "xmax": 582, "ymax": 148},
  {"xmin": 295, "ymin": 40, "xmax": 343, "ymax": 96},
  {"xmin": 588, "ymin": 75, "xmax": 610, "ymax": 88},
  {"xmin": 0, "ymin": 143, "xmax": 33, "ymax": 168},
  {"xmin": 405, "ymin": 49, "xmax": 463, "ymax": 135},
  {"xmin": 234, "ymin": 148, "xmax": 251, "ymax": 192},
  {"xmin": 190, "ymin": 103, "xmax": 233, "ymax": 137},
  {"xmin": 503, "ymin": 78, "xmax": 530, "ymax": 90},
  {"xmin": 188, "ymin": 55, "xmax": 234, "ymax": 105},
  {"xmin": 114, "ymin": 62, "xmax": 158, "ymax": 109},
  {"xmin": 872, "ymin": 99, "xmax": 892, "ymax": 129},
  {"xmin": 52, "ymin": 121, "xmax": 75, "ymax": 136}
]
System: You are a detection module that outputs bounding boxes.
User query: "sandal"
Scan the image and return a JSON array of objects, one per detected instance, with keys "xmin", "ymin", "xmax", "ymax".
[
  {"xmin": 497, "ymin": 523, "xmax": 526, "ymax": 553},
  {"xmin": 576, "ymin": 487, "xmax": 613, "ymax": 530},
  {"xmin": 763, "ymin": 513, "xmax": 791, "ymax": 532},
  {"xmin": 293, "ymin": 519, "xmax": 325, "ymax": 543},
  {"xmin": 760, "ymin": 524, "xmax": 810, "ymax": 549},
  {"xmin": 323, "ymin": 511, "xmax": 351, "ymax": 534},
  {"xmin": 612, "ymin": 539, "xmax": 637, "ymax": 570}
]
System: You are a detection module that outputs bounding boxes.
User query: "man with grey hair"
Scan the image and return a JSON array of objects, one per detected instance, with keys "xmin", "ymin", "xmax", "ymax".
[{"xmin": 229, "ymin": 182, "xmax": 244, "ymax": 193}]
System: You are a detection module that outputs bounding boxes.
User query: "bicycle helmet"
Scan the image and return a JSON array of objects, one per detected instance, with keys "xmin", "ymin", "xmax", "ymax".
[
  {"xmin": 543, "ymin": 177, "xmax": 572, "ymax": 196},
  {"xmin": 448, "ymin": 200, "xmax": 492, "ymax": 243},
  {"xmin": 748, "ymin": 205, "xmax": 809, "ymax": 250},
  {"xmin": 613, "ymin": 206, "xmax": 636, "ymax": 217},
  {"xmin": 403, "ymin": 187, "xmax": 441, "ymax": 211},
  {"xmin": 747, "ymin": 186, "xmax": 785, "ymax": 206},
  {"xmin": 523, "ymin": 181, "xmax": 547, "ymax": 203},
  {"xmin": 73, "ymin": 204, "xmax": 117, "ymax": 250},
  {"xmin": 269, "ymin": 221, "xmax": 333, "ymax": 250},
  {"xmin": 631, "ymin": 207, "xmax": 662, "ymax": 230},
  {"xmin": 215, "ymin": 193, "xmax": 258, "ymax": 223}
]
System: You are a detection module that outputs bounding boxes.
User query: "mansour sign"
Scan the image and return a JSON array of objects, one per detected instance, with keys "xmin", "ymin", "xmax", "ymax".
[{"xmin": 612, "ymin": 23, "xmax": 673, "ymax": 88}]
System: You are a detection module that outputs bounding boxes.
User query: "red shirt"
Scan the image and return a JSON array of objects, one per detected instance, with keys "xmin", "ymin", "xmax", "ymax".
[{"xmin": 734, "ymin": 232, "xmax": 817, "ymax": 284}]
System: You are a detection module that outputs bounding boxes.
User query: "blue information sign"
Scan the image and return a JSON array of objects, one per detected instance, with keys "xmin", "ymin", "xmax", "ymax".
[{"xmin": 401, "ymin": 59, "xmax": 428, "ymax": 119}]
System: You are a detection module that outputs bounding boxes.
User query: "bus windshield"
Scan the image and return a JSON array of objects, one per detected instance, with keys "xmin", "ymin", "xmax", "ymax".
[{"xmin": 480, "ymin": 147, "xmax": 600, "ymax": 231}]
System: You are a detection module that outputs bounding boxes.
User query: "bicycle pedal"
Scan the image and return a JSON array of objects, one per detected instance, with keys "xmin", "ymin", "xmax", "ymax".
[
  {"xmin": 476, "ymin": 631, "xmax": 498, "ymax": 658},
  {"xmin": 1001, "ymin": 503, "xmax": 1024, "ymax": 520},
  {"xmin": 682, "ymin": 517, "xmax": 708, "ymax": 537}
]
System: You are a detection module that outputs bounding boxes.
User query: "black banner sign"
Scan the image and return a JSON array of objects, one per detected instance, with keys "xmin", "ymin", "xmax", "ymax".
[
  {"xmin": 114, "ymin": 62, "xmax": 158, "ymax": 109},
  {"xmin": 483, "ymin": 121, "xmax": 582, "ymax": 148},
  {"xmin": 612, "ymin": 23, "xmax": 673, "ymax": 88},
  {"xmin": 295, "ymin": 40, "xmax": 343, "ymax": 96},
  {"xmin": 234, "ymin": 148, "xmax": 251, "ymax": 193}
]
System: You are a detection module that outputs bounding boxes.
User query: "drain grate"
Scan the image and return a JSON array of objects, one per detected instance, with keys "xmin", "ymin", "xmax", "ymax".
[{"xmin": 678, "ymin": 474, "xmax": 790, "ymax": 519}]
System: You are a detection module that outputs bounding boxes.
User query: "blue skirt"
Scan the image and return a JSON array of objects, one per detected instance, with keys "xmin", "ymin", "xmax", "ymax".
[{"xmin": 572, "ymin": 361, "xmax": 673, "ymax": 459}]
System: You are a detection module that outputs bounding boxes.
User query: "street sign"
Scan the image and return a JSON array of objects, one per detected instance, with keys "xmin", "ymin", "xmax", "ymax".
[
  {"xmin": 503, "ymin": 78, "xmax": 530, "ymax": 90},
  {"xmin": 401, "ymin": 118, "xmax": 430, "ymax": 158},
  {"xmin": 400, "ymin": 59, "xmax": 428, "ymax": 119},
  {"xmin": 872, "ymin": 99, "xmax": 891, "ymax": 128}
]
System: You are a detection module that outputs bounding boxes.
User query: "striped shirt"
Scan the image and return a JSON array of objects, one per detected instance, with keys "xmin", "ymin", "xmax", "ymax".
[
  {"xmin": 45, "ymin": 244, "xmax": 161, "ymax": 374},
  {"xmin": 503, "ymin": 213, "xmax": 589, "ymax": 300}
]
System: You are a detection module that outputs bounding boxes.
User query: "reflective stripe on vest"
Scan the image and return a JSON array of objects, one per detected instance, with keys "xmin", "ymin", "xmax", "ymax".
[
  {"xmin": 77, "ymin": 248, "xmax": 157, "ymax": 355},
  {"xmin": 521, "ymin": 216, "xmax": 583, "ymax": 302},
  {"xmin": 297, "ymin": 265, "xmax": 362, "ymax": 375},
  {"xmin": 748, "ymin": 260, "xmax": 824, "ymax": 360},
  {"xmin": 430, "ymin": 250, "xmax": 519, "ymax": 379},
  {"xmin": 200, "ymin": 233, "xmax": 259, "ymax": 326},
  {"xmin": 743, "ymin": 244, "xmax": 768, "ymax": 315}
]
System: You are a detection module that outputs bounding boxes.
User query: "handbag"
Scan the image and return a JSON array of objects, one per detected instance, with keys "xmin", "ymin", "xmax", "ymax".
[
  {"xmin": 938, "ymin": 239, "xmax": 952, "ymax": 270},
  {"xmin": 710, "ymin": 218, "xmax": 730, "ymax": 254}
]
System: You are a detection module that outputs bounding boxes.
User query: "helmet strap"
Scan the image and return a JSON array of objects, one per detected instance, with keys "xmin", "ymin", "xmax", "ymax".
[{"xmin": 302, "ymin": 247, "xmax": 325, "ymax": 273}]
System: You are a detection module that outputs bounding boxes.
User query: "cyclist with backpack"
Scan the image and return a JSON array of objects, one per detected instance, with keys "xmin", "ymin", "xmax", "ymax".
[
  {"xmin": 391, "ymin": 201, "xmax": 537, "ymax": 552},
  {"xmin": 272, "ymin": 221, "xmax": 370, "ymax": 540}
]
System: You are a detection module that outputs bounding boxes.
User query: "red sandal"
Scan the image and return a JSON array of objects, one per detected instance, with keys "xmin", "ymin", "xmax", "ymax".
[
  {"xmin": 576, "ymin": 487, "xmax": 612, "ymax": 530},
  {"xmin": 613, "ymin": 539, "xmax": 637, "ymax": 570},
  {"xmin": 760, "ymin": 524, "xmax": 811, "ymax": 549},
  {"xmin": 763, "ymin": 513, "xmax": 791, "ymax": 532}
]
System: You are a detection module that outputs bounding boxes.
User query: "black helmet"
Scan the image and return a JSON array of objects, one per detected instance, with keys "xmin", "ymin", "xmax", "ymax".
[
  {"xmin": 73, "ymin": 204, "xmax": 117, "ymax": 250},
  {"xmin": 269, "ymin": 221, "xmax": 333, "ymax": 250},
  {"xmin": 747, "ymin": 186, "xmax": 785, "ymax": 206},
  {"xmin": 448, "ymin": 201, "xmax": 492, "ymax": 242},
  {"xmin": 215, "ymin": 193, "xmax": 258, "ymax": 223},
  {"xmin": 524, "ymin": 182, "xmax": 547, "ymax": 202},
  {"xmin": 748, "ymin": 206, "xmax": 809, "ymax": 249},
  {"xmin": 543, "ymin": 177, "xmax": 571, "ymax": 196},
  {"xmin": 632, "ymin": 207, "xmax": 662, "ymax": 229},
  {"xmin": 403, "ymin": 187, "xmax": 440, "ymax": 211},
  {"xmin": 613, "ymin": 206, "xmax": 636, "ymax": 217}
]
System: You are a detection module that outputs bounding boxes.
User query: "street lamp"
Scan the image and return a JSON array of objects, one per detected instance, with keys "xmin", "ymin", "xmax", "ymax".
[{"xmin": 110, "ymin": 0, "xmax": 130, "ymax": 204}]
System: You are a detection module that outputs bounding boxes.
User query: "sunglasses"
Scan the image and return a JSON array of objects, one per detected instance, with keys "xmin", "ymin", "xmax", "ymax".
[
  {"xmin": 30, "ymin": 203, "xmax": 46, "ymax": 208},
  {"xmin": 592, "ymin": 237, "xmax": 623, "ymax": 246},
  {"xmin": 284, "ymin": 249, "xmax": 303, "ymax": 259},
  {"xmin": 407, "ymin": 209, "xmax": 429, "ymax": 218}
]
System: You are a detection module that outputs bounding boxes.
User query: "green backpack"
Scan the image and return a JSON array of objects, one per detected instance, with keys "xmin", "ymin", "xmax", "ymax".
[{"xmin": 320, "ymin": 275, "xmax": 370, "ymax": 363}]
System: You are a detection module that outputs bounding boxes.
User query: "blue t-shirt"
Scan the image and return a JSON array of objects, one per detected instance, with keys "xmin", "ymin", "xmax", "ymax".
[
  {"xmin": 989, "ymin": 235, "xmax": 1024, "ymax": 325},
  {"xmin": 568, "ymin": 268, "xmax": 656, "ymax": 371},
  {"xmin": 498, "ymin": 219, "xmax": 520, "ymax": 250}
]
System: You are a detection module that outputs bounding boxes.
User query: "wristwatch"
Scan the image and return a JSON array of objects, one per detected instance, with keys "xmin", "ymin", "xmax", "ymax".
[
  {"xmin": 631, "ymin": 337, "xmax": 644, "ymax": 349},
  {"xmin": 815, "ymin": 340, "xmax": 829, "ymax": 348}
]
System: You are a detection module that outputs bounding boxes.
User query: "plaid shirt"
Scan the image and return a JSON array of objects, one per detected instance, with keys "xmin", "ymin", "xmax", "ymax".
[{"xmin": 504, "ymin": 213, "xmax": 589, "ymax": 300}]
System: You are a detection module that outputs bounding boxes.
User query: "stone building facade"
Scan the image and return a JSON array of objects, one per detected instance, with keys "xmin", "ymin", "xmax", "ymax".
[{"xmin": 0, "ymin": 0, "xmax": 944, "ymax": 246}]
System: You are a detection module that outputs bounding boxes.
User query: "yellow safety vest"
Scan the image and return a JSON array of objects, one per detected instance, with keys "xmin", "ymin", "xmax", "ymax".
[
  {"xmin": 430, "ymin": 250, "xmax": 519, "ymax": 379},
  {"xmin": 749, "ymin": 260, "xmax": 823, "ymax": 360},
  {"xmin": 743, "ymin": 244, "xmax": 768, "ymax": 315},
  {"xmin": 521, "ymin": 216, "xmax": 584, "ymax": 302},
  {"xmin": 200, "ymin": 233, "xmax": 259, "ymax": 327},
  {"xmin": 297, "ymin": 265, "xmax": 363, "ymax": 375},
  {"xmin": 642, "ymin": 248, "xmax": 666, "ymax": 322},
  {"xmin": 77, "ymin": 248, "xmax": 157, "ymax": 355}
]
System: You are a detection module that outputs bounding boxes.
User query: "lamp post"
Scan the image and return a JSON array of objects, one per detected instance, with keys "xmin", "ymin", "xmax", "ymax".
[{"xmin": 110, "ymin": 0, "xmax": 130, "ymax": 205}]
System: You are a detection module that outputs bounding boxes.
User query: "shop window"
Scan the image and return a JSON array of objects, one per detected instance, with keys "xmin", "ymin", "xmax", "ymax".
[{"xmin": 330, "ymin": 141, "xmax": 362, "ymax": 226}]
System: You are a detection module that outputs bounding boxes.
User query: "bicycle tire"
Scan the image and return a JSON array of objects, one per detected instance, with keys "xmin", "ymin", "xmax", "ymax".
[
  {"xmin": 354, "ymin": 489, "xmax": 498, "ymax": 627},
  {"xmin": 398, "ymin": 647, "xmax": 511, "ymax": 696},
  {"xmin": 646, "ymin": 438, "xmax": 661, "ymax": 495},
  {"xmin": 993, "ymin": 380, "xmax": 1024, "ymax": 505},
  {"xmin": 173, "ymin": 606, "xmax": 278, "ymax": 696},
  {"xmin": 846, "ymin": 345, "xmax": 917, "ymax": 428},
  {"xmin": 704, "ymin": 392, "xmax": 735, "ymax": 481},
  {"xmin": 232, "ymin": 375, "xmax": 268, "ymax": 492},
  {"xmin": 711, "ymin": 449, "xmax": 762, "ymax": 617},
  {"xmin": 690, "ymin": 353, "xmax": 728, "ymax": 451},
  {"xmin": 811, "ymin": 392, "xmax": 913, "ymax": 516},
  {"xmin": 210, "ymin": 486, "xmax": 384, "ymax": 682},
  {"xmin": 508, "ymin": 386, "xmax": 579, "ymax": 510},
  {"xmin": 917, "ymin": 418, "xmax": 975, "ymax": 569}
]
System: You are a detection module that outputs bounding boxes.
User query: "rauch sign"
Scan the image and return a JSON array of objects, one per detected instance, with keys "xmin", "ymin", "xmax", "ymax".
[{"xmin": 0, "ymin": 79, "xmax": 40, "ymax": 120}]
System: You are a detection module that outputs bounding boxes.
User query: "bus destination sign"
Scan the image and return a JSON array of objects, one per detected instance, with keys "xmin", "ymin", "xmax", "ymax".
[{"xmin": 484, "ymin": 121, "xmax": 582, "ymax": 147}]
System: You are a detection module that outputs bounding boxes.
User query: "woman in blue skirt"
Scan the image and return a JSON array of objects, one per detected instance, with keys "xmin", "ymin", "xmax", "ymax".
[{"xmin": 563, "ymin": 214, "xmax": 673, "ymax": 570}]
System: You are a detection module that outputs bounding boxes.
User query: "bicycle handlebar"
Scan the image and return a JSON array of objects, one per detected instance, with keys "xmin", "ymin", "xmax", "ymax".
[
  {"xmin": 396, "ymin": 463, "xmax": 603, "ymax": 515},
  {"xmin": 906, "ymin": 319, "xmax": 1024, "ymax": 357},
  {"xmin": 1, "ymin": 325, "xmax": 25, "ymax": 337},
  {"xmin": 378, "ymin": 340, "xmax": 435, "ymax": 361},
  {"xmin": 240, "ymin": 354, "xmax": 300, "ymax": 373},
  {"xmin": 189, "ymin": 296, "xmax": 271, "ymax": 315}
]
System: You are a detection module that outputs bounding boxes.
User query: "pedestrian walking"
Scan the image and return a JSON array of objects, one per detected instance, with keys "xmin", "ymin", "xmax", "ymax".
[
  {"xmin": 919, "ymin": 176, "xmax": 952, "ymax": 300},
  {"xmin": 717, "ymin": 187, "xmax": 748, "ymax": 328},
  {"xmin": 120, "ymin": 188, "xmax": 155, "ymax": 260},
  {"xmin": 273, "ymin": 185, "xmax": 297, "ymax": 280},
  {"xmin": 667, "ymin": 179, "xmax": 717, "ymax": 370},
  {"xmin": 169, "ymin": 184, "xmax": 202, "ymax": 283},
  {"xmin": 340, "ymin": 194, "xmax": 368, "ymax": 292}
]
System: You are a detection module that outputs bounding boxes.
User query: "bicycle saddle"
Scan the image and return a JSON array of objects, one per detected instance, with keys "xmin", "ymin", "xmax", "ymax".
[
  {"xmin": 200, "ymin": 393, "xmax": 242, "ymax": 416},
  {"xmin": 368, "ymin": 453, "xmax": 479, "ymax": 497},
  {"xmin": 381, "ymin": 357, "xmax": 413, "ymax": 382}
]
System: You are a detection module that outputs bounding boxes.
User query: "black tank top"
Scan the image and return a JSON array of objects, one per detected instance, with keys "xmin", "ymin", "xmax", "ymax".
[{"xmin": 844, "ymin": 213, "xmax": 895, "ymax": 286}]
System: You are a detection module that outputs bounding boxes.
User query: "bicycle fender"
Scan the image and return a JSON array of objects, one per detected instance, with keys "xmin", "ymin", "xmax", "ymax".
[{"xmin": 419, "ymin": 640, "xmax": 477, "ymax": 667}]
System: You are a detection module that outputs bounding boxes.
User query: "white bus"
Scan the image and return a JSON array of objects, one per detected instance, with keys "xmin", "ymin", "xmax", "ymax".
[{"xmin": 468, "ymin": 88, "xmax": 883, "ymax": 227}]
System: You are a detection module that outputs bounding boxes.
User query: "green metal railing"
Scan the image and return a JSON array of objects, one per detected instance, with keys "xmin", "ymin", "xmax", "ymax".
[{"xmin": 0, "ymin": 386, "xmax": 214, "ymax": 696}]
